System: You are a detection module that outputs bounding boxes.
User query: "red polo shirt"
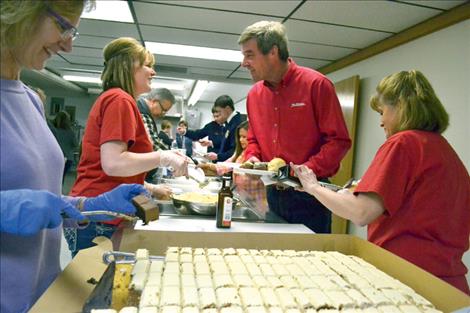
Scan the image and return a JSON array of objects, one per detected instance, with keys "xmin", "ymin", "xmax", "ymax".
[
  {"xmin": 245, "ymin": 59, "xmax": 351, "ymax": 178},
  {"xmin": 71, "ymin": 88, "xmax": 152, "ymax": 200},
  {"xmin": 355, "ymin": 130, "xmax": 470, "ymax": 294}
]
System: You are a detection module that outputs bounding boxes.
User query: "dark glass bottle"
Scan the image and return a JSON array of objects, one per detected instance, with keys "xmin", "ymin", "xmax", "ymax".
[{"xmin": 216, "ymin": 174, "xmax": 233, "ymax": 228}]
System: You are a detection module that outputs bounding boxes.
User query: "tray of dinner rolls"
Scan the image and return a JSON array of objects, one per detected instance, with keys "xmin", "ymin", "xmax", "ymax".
[{"xmin": 85, "ymin": 246, "xmax": 443, "ymax": 313}]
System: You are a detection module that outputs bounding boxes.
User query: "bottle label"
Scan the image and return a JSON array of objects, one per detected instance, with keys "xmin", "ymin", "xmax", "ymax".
[{"xmin": 222, "ymin": 197, "xmax": 233, "ymax": 227}]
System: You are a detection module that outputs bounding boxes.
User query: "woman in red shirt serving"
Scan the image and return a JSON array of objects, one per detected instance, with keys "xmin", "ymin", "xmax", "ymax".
[
  {"xmin": 292, "ymin": 70, "xmax": 470, "ymax": 295},
  {"xmin": 67, "ymin": 37, "xmax": 189, "ymax": 256}
]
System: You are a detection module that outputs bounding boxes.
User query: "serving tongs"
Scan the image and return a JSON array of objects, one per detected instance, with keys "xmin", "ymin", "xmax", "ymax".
[
  {"xmin": 187, "ymin": 163, "xmax": 210, "ymax": 188},
  {"xmin": 62, "ymin": 195, "xmax": 159, "ymax": 225},
  {"xmin": 270, "ymin": 165, "xmax": 354, "ymax": 192},
  {"xmin": 80, "ymin": 211, "xmax": 139, "ymax": 222},
  {"xmin": 192, "ymin": 150, "xmax": 211, "ymax": 164},
  {"xmin": 102, "ymin": 251, "xmax": 164, "ymax": 265}
]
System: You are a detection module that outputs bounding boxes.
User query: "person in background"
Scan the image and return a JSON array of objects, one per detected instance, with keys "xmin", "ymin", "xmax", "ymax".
[
  {"xmin": 238, "ymin": 21, "xmax": 351, "ymax": 233},
  {"xmin": 68, "ymin": 37, "xmax": 188, "ymax": 256},
  {"xmin": 210, "ymin": 95, "xmax": 243, "ymax": 162},
  {"xmin": 0, "ymin": 1, "xmax": 149, "ymax": 312},
  {"xmin": 178, "ymin": 106, "xmax": 225, "ymax": 158},
  {"xmin": 198, "ymin": 120, "xmax": 249, "ymax": 174},
  {"xmin": 158, "ymin": 119, "xmax": 173, "ymax": 149},
  {"xmin": 50, "ymin": 110, "xmax": 78, "ymax": 180},
  {"xmin": 176, "ymin": 120, "xmax": 193, "ymax": 157},
  {"xmin": 29, "ymin": 85, "xmax": 47, "ymax": 108},
  {"xmin": 198, "ymin": 121, "xmax": 269, "ymax": 211},
  {"xmin": 28, "ymin": 85, "xmax": 53, "ymax": 128},
  {"xmin": 137, "ymin": 88, "xmax": 175, "ymax": 182},
  {"xmin": 292, "ymin": 70, "xmax": 470, "ymax": 295},
  {"xmin": 137, "ymin": 88, "xmax": 175, "ymax": 151}
]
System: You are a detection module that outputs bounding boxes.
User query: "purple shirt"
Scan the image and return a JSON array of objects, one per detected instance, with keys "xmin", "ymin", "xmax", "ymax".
[{"xmin": 1, "ymin": 79, "xmax": 65, "ymax": 312}]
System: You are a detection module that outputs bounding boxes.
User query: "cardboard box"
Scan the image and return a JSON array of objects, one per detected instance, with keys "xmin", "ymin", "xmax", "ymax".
[{"xmin": 31, "ymin": 231, "xmax": 470, "ymax": 313}]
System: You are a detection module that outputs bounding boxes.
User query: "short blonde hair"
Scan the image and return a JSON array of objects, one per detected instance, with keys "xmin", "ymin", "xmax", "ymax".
[
  {"xmin": 370, "ymin": 70, "xmax": 449, "ymax": 134},
  {"xmin": 161, "ymin": 119, "xmax": 172, "ymax": 130},
  {"xmin": 101, "ymin": 37, "xmax": 155, "ymax": 98},
  {"xmin": 238, "ymin": 21, "xmax": 289, "ymax": 61},
  {"xmin": 1, "ymin": 0, "xmax": 94, "ymax": 54}
]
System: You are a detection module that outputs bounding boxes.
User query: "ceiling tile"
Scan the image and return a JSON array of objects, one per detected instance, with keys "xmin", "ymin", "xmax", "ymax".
[
  {"xmin": 188, "ymin": 67, "xmax": 235, "ymax": 78},
  {"xmin": 78, "ymin": 19, "xmax": 139, "ymax": 38},
  {"xmin": 74, "ymin": 35, "xmax": 117, "ymax": 49},
  {"xmin": 56, "ymin": 55, "xmax": 104, "ymax": 67},
  {"xmin": 293, "ymin": 58, "xmax": 330, "ymax": 69},
  {"xmin": 133, "ymin": 2, "xmax": 282, "ymax": 34},
  {"xmin": 140, "ymin": 25, "xmax": 240, "ymax": 50},
  {"xmin": 284, "ymin": 19, "xmax": 390, "ymax": 49},
  {"xmin": 66, "ymin": 46, "xmax": 103, "ymax": 59},
  {"xmin": 155, "ymin": 54, "xmax": 239, "ymax": 71},
  {"xmin": 230, "ymin": 68, "xmax": 253, "ymax": 80},
  {"xmin": 46, "ymin": 60, "xmax": 103, "ymax": 74},
  {"xmin": 146, "ymin": 0, "xmax": 302, "ymax": 17},
  {"xmin": 399, "ymin": 0, "xmax": 467, "ymax": 10},
  {"xmin": 291, "ymin": 0, "xmax": 443, "ymax": 33},
  {"xmin": 289, "ymin": 41, "xmax": 357, "ymax": 61}
]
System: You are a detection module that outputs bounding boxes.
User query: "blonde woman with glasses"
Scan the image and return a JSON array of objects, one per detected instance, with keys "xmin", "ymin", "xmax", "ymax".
[
  {"xmin": 68, "ymin": 37, "xmax": 189, "ymax": 256},
  {"xmin": 292, "ymin": 70, "xmax": 470, "ymax": 295},
  {"xmin": 0, "ymin": 1, "xmax": 156, "ymax": 312}
]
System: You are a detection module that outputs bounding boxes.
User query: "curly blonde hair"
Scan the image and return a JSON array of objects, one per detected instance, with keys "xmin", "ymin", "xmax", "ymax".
[{"xmin": 370, "ymin": 70, "xmax": 449, "ymax": 134}]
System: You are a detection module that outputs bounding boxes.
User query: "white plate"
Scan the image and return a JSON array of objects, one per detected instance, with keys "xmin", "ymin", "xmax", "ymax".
[
  {"xmin": 233, "ymin": 167, "xmax": 276, "ymax": 176},
  {"xmin": 163, "ymin": 177, "xmax": 198, "ymax": 185},
  {"xmin": 188, "ymin": 164, "xmax": 206, "ymax": 183},
  {"xmin": 216, "ymin": 162, "xmax": 241, "ymax": 169}
]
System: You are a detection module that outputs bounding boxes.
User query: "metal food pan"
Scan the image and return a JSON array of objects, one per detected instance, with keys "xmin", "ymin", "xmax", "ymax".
[
  {"xmin": 171, "ymin": 194, "xmax": 217, "ymax": 216},
  {"xmin": 82, "ymin": 252, "xmax": 165, "ymax": 312},
  {"xmin": 81, "ymin": 262, "xmax": 115, "ymax": 313}
]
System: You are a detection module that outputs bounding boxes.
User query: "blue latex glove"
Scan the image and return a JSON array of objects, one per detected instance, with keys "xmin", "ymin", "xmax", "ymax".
[
  {"xmin": 1, "ymin": 189, "xmax": 85, "ymax": 236},
  {"xmin": 82, "ymin": 184, "xmax": 148, "ymax": 221}
]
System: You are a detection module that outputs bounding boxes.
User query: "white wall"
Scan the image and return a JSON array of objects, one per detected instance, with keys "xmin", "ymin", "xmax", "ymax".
[
  {"xmin": 187, "ymin": 98, "xmax": 249, "ymax": 130},
  {"xmin": 326, "ymin": 20, "xmax": 470, "ymax": 284},
  {"xmin": 43, "ymin": 88, "xmax": 97, "ymax": 127}
]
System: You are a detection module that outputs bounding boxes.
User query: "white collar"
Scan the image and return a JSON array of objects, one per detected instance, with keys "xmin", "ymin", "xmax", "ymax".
[{"xmin": 226, "ymin": 110, "xmax": 237, "ymax": 124}]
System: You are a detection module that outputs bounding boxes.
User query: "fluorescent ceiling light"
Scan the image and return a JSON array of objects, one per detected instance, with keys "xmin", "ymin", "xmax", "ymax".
[
  {"xmin": 63, "ymin": 75, "xmax": 101, "ymax": 84},
  {"xmin": 145, "ymin": 41, "xmax": 243, "ymax": 63},
  {"xmin": 87, "ymin": 88, "xmax": 103, "ymax": 95},
  {"xmin": 81, "ymin": 1, "xmax": 134, "ymax": 23},
  {"xmin": 64, "ymin": 75, "xmax": 187, "ymax": 93},
  {"xmin": 188, "ymin": 80, "xmax": 209, "ymax": 106},
  {"xmin": 151, "ymin": 81, "xmax": 186, "ymax": 91}
]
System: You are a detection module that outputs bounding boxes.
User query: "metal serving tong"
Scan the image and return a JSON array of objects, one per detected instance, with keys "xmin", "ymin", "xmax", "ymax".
[
  {"xmin": 102, "ymin": 251, "xmax": 164, "ymax": 265},
  {"xmin": 271, "ymin": 165, "xmax": 354, "ymax": 192},
  {"xmin": 62, "ymin": 195, "xmax": 159, "ymax": 225},
  {"xmin": 80, "ymin": 211, "xmax": 139, "ymax": 222}
]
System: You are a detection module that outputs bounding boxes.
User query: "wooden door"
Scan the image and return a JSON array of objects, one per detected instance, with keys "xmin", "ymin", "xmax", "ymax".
[{"xmin": 330, "ymin": 75, "xmax": 360, "ymax": 234}]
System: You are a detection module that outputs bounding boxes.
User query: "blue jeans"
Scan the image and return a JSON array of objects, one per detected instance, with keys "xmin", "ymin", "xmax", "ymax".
[
  {"xmin": 266, "ymin": 186, "xmax": 331, "ymax": 233},
  {"xmin": 63, "ymin": 222, "xmax": 117, "ymax": 257}
]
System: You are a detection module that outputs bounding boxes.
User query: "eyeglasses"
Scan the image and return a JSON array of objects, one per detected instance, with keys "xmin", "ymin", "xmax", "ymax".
[
  {"xmin": 157, "ymin": 100, "xmax": 169, "ymax": 114},
  {"xmin": 46, "ymin": 6, "xmax": 79, "ymax": 41}
]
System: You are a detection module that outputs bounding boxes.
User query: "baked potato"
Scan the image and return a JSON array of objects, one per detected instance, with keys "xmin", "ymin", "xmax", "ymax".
[{"xmin": 267, "ymin": 157, "xmax": 286, "ymax": 172}]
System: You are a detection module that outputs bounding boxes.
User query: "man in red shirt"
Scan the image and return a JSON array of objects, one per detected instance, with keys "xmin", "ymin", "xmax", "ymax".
[{"xmin": 238, "ymin": 21, "xmax": 351, "ymax": 233}]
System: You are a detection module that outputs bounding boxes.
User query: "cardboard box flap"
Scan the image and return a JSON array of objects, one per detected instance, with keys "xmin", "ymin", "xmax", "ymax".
[{"xmin": 29, "ymin": 237, "xmax": 112, "ymax": 313}]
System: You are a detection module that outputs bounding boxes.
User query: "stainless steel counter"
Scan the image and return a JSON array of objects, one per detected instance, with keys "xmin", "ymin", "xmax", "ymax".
[
  {"xmin": 134, "ymin": 216, "xmax": 312, "ymax": 234},
  {"xmin": 157, "ymin": 200, "xmax": 286, "ymax": 223}
]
